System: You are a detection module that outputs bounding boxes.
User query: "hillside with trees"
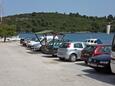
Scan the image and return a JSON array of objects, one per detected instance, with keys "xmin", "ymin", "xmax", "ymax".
[{"xmin": 3, "ymin": 12, "xmax": 115, "ymax": 33}]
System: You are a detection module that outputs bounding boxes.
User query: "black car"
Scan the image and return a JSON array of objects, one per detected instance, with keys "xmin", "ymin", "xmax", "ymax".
[
  {"xmin": 20, "ymin": 38, "xmax": 25, "ymax": 44},
  {"xmin": 88, "ymin": 54, "xmax": 111, "ymax": 72},
  {"xmin": 41, "ymin": 39, "xmax": 70, "ymax": 56},
  {"xmin": 41, "ymin": 39, "xmax": 62, "ymax": 55}
]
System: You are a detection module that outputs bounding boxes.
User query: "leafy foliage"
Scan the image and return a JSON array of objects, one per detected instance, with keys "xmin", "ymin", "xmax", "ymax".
[
  {"xmin": 0, "ymin": 24, "xmax": 16, "ymax": 42},
  {"xmin": 3, "ymin": 12, "xmax": 115, "ymax": 33}
]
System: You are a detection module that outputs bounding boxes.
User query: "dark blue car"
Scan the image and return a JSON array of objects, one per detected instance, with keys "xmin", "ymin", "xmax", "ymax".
[{"xmin": 88, "ymin": 54, "xmax": 111, "ymax": 72}]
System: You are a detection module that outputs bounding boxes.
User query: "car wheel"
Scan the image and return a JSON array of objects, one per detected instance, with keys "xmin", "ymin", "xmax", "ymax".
[
  {"xmin": 69, "ymin": 54, "xmax": 77, "ymax": 62},
  {"xmin": 41, "ymin": 46, "xmax": 49, "ymax": 54},
  {"xmin": 85, "ymin": 61, "xmax": 88, "ymax": 64},
  {"xmin": 52, "ymin": 54, "xmax": 57, "ymax": 57},
  {"xmin": 94, "ymin": 68, "xmax": 101, "ymax": 72},
  {"xmin": 39, "ymin": 47, "xmax": 42, "ymax": 51},
  {"xmin": 59, "ymin": 57, "xmax": 64, "ymax": 61},
  {"xmin": 104, "ymin": 65, "xmax": 112, "ymax": 73}
]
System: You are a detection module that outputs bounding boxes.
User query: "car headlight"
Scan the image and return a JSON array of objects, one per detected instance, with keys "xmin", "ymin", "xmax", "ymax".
[{"xmin": 99, "ymin": 61, "xmax": 109, "ymax": 64}]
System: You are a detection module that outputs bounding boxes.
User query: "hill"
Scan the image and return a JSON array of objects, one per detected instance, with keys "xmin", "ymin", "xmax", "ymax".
[{"xmin": 3, "ymin": 12, "xmax": 115, "ymax": 33}]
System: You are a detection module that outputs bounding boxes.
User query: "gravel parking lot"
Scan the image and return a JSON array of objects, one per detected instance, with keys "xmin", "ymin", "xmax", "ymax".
[{"xmin": 0, "ymin": 41, "xmax": 115, "ymax": 86}]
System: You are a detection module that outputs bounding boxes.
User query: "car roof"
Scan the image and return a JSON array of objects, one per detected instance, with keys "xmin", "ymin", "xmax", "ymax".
[
  {"xmin": 64, "ymin": 41, "xmax": 85, "ymax": 44},
  {"xmin": 86, "ymin": 44, "xmax": 111, "ymax": 47}
]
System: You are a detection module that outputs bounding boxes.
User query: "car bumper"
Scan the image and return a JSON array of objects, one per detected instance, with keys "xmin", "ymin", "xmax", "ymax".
[
  {"xmin": 81, "ymin": 57, "xmax": 88, "ymax": 61},
  {"xmin": 57, "ymin": 53, "xmax": 69, "ymax": 60},
  {"xmin": 33, "ymin": 45, "xmax": 41, "ymax": 50},
  {"xmin": 88, "ymin": 62, "xmax": 109, "ymax": 68}
]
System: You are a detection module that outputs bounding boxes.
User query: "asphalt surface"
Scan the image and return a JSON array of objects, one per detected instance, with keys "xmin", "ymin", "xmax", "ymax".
[{"xmin": 0, "ymin": 41, "xmax": 115, "ymax": 86}]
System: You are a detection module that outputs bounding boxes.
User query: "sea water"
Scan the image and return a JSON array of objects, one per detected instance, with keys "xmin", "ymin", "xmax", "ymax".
[{"xmin": 19, "ymin": 32, "xmax": 114, "ymax": 44}]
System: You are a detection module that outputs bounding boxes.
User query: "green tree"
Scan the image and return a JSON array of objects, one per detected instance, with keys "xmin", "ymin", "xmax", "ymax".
[
  {"xmin": 3, "ymin": 12, "xmax": 115, "ymax": 33},
  {"xmin": 90, "ymin": 22, "xmax": 99, "ymax": 32},
  {"xmin": 0, "ymin": 24, "xmax": 16, "ymax": 42},
  {"xmin": 107, "ymin": 14, "xmax": 114, "ymax": 22}
]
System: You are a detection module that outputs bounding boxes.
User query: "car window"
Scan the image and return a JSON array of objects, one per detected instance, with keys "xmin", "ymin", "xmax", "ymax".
[
  {"xmin": 60, "ymin": 43, "xmax": 69, "ymax": 48},
  {"xmin": 90, "ymin": 40, "xmax": 93, "ymax": 43},
  {"xmin": 94, "ymin": 41, "xmax": 97, "ymax": 43},
  {"xmin": 84, "ymin": 45, "xmax": 96, "ymax": 51},
  {"xmin": 48, "ymin": 40, "xmax": 53, "ymax": 45},
  {"xmin": 95, "ymin": 39, "xmax": 102, "ymax": 44},
  {"xmin": 74, "ymin": 43, "xmax": 83, "ymax": 48},
  {"xmin": 100, "ymin": 46, "xmax": 111, "ymax": 53},
  {"xmin": 88, "ymin": 40, "xmax": 90, "ymax": 42}
]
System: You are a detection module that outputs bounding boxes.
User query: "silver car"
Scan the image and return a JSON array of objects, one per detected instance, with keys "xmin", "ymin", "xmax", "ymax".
[{"xmin": 57, "ymin": 42, "xmax": 86, "ymax": 62}]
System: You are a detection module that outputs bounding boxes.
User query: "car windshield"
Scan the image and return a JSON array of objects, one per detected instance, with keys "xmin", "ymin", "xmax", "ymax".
[
  {"xmin": 84, "ymin": 45, "xmax": 96, "ymax": 52},
  {"xmin": 48, "ymin": 40, "xmax": 62, "ymax": 45},
  {"xmin": 100, "ymin": 46, "xmax": 111, "ymax": 53},
  {"xmin": 60, "ymin": 42, "xmax": 69, "ymax": 48},
  {"xmin": 95, "ymin": 39, "xmax": 102, "ymax": 44}
]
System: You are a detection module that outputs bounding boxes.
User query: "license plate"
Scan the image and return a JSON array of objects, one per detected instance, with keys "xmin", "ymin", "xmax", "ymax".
[{"xmin": 88, "ymin": 63, "xmax": 97, "ymax": 67}]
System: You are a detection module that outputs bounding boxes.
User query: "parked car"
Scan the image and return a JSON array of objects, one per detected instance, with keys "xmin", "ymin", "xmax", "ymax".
[
  {"xmin": 32, "ymin": 42, "xmax": 42, "ymax": 51},
  {"xmin": 40, "ymin": 39, "xmax": 66, "ymax": 55},
  {"xmin": 32, "ymin": 38, "xmax": 53, "ymax": 51},
  {"xmin": 26, "ymin": 39, "xmax": 40, "ymax": 48},
  {"xmin": 20, "ymin": 37, "xmax": 33, "ymax": 46},
  {"xmin": 46, "ymin": 39, "xmax": 67, "ymax": 56},
  {"xmin": 88, "ymin": 54, "xmax": 111, "ymax": 72},
  {"xmin": 85, "ymin": 38, "xmax": 102, "ymax": 45},
  {"xmin": 111, "ymin": 34, "xmax": 115, "ymax": 74},
  {"xmin": 57, "ymin": 42, "xmax": 86, "ymax": 62},
  {"xmin": 20, "ymin": 38, "xmax": 25, "ymax": 44},
  {"xmin": 81, "ymin": 44, "xmax": 111, "ymax": 64}
]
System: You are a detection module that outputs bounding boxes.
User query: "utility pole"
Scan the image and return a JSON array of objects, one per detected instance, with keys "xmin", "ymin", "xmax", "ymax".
[{"xmin": 0, "ymin": 0, "xmax": 3, "ymax": 24}]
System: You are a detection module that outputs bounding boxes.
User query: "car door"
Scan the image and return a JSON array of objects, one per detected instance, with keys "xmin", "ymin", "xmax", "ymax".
[{"xmin": 74, "ymin": 43, "xmax": 84, "ymax": 58}]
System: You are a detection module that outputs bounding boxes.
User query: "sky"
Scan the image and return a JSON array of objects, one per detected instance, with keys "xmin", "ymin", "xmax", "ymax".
[{"xmin": 1, "ymin": 0, "xmax": 115, "ymax": 16}]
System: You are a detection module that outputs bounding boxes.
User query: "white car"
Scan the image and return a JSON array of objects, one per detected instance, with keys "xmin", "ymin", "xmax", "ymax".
[
  {"xmin": 32, "ymin": 42, "xmax": 42, "ymax": 51},
  {"xmin": 111, "ymin": 52, "xmax": 115, "ymax": 74},
  {"xmin": 57, "ymin": 42, "xmax": 86, "ymax": 62},
  {"xmin": 27, "ymin": 40, "xmax": 40, "ymax": 48},
  {"xmin": 26, "ymin": 35, "xmax": 49, "ymax": 48},
  {"xmin": 111, "ymin": 34, "xmax": 115, "ymax": 74},
  {"xmin": 85, "ymin": 38, "xmax": 102, "ymax": 45},
  {"xmin": 32, "ymin": 36, "xmax": 59, "ymax": 51}
]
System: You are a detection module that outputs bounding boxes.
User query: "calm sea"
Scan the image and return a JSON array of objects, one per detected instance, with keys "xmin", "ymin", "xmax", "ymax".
[{"xmin": 19, "ymin": 32, "xmax": 114, "ymax": 45}]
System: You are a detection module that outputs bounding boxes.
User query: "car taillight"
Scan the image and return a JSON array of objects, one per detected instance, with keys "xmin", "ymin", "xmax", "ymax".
[
  {"xmin": 92, "ymin": 52, "xmax": 101, "ymax": 56},
  {"xmin": 92, "ymin": 48, "xmax": 101, "ymax": 56},
  {"xmin": 67, "ymin": 43, "xmax": 71, "ymax": 48},
  {"xmin": 111, "ymin": 57, "xmax": 115, "ymax": 60}
]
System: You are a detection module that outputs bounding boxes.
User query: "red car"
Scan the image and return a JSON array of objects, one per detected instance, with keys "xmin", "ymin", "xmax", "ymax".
[{"xmin": 81, "ymin": 44, "xmax": 111, "ymax": 64}]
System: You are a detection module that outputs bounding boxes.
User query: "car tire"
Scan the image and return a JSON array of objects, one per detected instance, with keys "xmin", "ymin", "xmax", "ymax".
[
  {"xmin": 59, "ymin": 57, "xmax": 64, "ymax": 61},
  {"xmin": 69, "ymin": 54, "xmax": 77, "ymax": 62},
  {"xmin": 52, "ymin": 54, "xmax": 57, "ymax": 57},
  {"xmin": 104, "ymin": 65, "xmax": 112, "ymax": 73},
  {"xmin": 94, "ymin": 68, "xmax": 101, "ymax": 72},
  {"xmin": 85, "ymin": 61, "xmax": 88, "ymax": 64},
  {"xmin": 39, "ymin": 47, "xmax": 42, "ymax": 51},
  {"xmin": 41, "ymin": 45, "xmax": 49, "ymax": 54}
]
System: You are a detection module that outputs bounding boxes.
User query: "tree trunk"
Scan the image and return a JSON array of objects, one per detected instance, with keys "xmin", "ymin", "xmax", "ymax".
[{"xmin": 4, "ymin": 36, "xmax": 6, "ymax": 42}]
